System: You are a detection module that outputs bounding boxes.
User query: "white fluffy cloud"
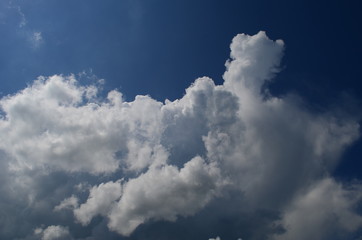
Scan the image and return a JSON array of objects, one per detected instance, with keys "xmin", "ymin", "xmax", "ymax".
[
  {"xmin": 0, "ymin": 31, "xmax": 361, "ymax": 239},
  {"xmin": 107, "ymin": 156, "xmax": 221, "ymax": 236},
  {"xmin": 273, "ymin": 178, "xmax": 362, "ymax": 240},
  {"xmin": 54, "ymin": 195, "xmax": 79, "ymax": 212},
  {"xmin": 34, "ymin": 225, "xmax": 71, "ymax": 240},
  {"xmin": 74, "ymin": 180, "xmax": 122, "ymax": 225},
  {"xmin": 0, "ymin": 75, "xmax": 165, "ymax": 174}
]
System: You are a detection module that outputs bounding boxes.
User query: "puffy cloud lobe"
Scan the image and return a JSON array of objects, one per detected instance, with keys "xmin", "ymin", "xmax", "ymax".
[
  {"xmin": 34, "ymin": 225, "xmax": 71, "ymax": 240},
  {"xmin": 0, "ymin": 75, "xmax": 165, "ymax": 174},
  {"xmin": 273, "ymin": 178, "xmax": 362, "ymax": 240},
  {"xmin": 74, "ymin": 180, "xmax": 122, "ymax": 225},
  {"xmin": 54, "ymin": 195, "xmax": 79, "ymax": 212},
  {"xmin": 0, "ymin": 31, "xmax": 361, "ymax": 239},
  {"xmin": 223, "ymin": 31, "xmax": 284, "ymax": 97},
  {"xmin": 68, "ymin": 156, "xmax": 220, "ymax": 236},
  {"xmin": 86, "ymin": 157, "xmax": 221, "ymax": 236}
]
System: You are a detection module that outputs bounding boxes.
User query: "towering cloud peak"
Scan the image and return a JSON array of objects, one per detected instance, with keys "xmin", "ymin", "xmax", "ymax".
[{"xmin": 224, "ymin": 31, "xmax": 284, "ymax": 95}]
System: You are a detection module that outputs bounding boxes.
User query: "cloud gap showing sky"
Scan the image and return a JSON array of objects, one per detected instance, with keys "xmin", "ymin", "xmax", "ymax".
[{"xmin": 0, "ymin": 31, "xmax": 361, "ymax": 240}]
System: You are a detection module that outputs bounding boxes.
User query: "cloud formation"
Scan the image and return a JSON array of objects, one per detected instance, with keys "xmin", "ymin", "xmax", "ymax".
[
  {"xmin": 30, "ymin": 31, "xmax": 43, "ymax": 48},
  {"xmin": 273, "ymin": 178, "xmax": 362, "ymax": 240},
  {"xmin": 106, "ymin": 156, "xmax": 221, "ymax": 236},
  {"xmin": 5, "ymin": 1, "xmax": 44, "ymax": 49},
  {"xmin": 0, "ymin": 31, "xmax": 361, "ymax": 239},
  {"xmin": 34, "ymin": 225, "xmax": 72, "ymax": 240}
]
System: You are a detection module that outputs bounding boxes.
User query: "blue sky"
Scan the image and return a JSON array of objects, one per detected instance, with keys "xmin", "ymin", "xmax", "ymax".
[
  {"xmin": 2, "ymin": 0, "xmax": 362, "ymax": 100},
  {"xmin": 0, "ymin": 0, "xmax": 362, "ymax": 239}
]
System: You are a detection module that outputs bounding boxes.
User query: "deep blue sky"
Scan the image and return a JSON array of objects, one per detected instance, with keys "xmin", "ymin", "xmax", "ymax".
[{"xmin": 1, "ymin": 0, "xmax": 362, "ymax": 178}]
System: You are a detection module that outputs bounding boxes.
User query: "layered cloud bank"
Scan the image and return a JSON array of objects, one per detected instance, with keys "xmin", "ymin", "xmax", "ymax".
[{"xmin": 0, "ymin": 31, "xmax": 361, "ymax": 240}]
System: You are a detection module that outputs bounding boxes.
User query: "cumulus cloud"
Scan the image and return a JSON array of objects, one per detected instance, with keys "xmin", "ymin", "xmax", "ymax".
[
  {"xmin": 107, "ymin": 156, "xmax": 222, "ymax": 236},
  {"xmin": 273, "ymin": 178, "xmax": 362, "ymax": 240},
  {"xmin": 54, "ymin": 195, "xmax": 79, "ymax": 212},
  {"xmin": 74, "ymin": 180, "xmax": 122, "ymax": 225},
  {"xmin": 0, "ymin": 75, "xmax": 164, "ymax": 174},
  {"xmin": 0, "ymin": 31, "xmax": 361, "ymax": 239},
  {"xmin": 34, "ymin": 225, "xmax": 71, "ymax": 240}
]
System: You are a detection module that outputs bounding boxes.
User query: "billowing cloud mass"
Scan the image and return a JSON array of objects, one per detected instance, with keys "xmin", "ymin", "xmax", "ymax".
[{"xmin": 0, "ymin": 31, "xmax": 361, "ymax": 240}]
